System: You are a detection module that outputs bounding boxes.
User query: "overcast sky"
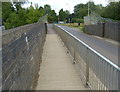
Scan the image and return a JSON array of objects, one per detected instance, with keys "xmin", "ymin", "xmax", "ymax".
[{"xmin": 22, "ymin": 0, "xmax": 108, "ymax": 14}]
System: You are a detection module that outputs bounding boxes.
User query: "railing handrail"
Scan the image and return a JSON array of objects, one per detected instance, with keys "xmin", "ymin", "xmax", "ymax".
[{"xmin": 55, "ymin": 24, "xmax": 120, "ymax": 71}]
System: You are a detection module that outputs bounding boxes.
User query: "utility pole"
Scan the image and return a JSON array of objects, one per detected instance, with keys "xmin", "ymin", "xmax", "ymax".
[
  {"xmin": 88, "ymin": 0, "xmax": 91, "ymax": 24},
  {"xmin": 88, "ymin": 0, "xmax": 90, "ymax": 16}
]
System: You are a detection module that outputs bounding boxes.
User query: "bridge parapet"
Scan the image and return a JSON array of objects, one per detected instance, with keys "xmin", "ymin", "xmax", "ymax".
[{"xmin": 2, "ymin": 22, "xmax": 46, "ymax": 90}]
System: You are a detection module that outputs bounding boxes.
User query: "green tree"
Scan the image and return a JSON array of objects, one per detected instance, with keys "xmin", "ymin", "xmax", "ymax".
[
  {"xmin": 74, "ymin": 2, "xmax": 103, "ymax": 19},
  {"xmin": 13, "ymin": 2, "xmax": 23, "ymax": 11},
  {"xmin": 4, "ymin": 12, "xmax": 20, "ymax": 29},
  {"xmin": 0, "ymin": 2, "xmax": 1, "ymax": 18},
  {"xmin": 48, "ymin": 10, "xmax": 57, "ymax": 23},
  {"xmin": 17, "ymin": 9, "xmax": 28, "ymax": 25},
  {"xmin": 59, "ymin": 9, "xmax": 69, "ymax": 21},
  {"xmin": 39, "ymin": 6, "xmax": 45, "ymax": 16},
  {"xmin": 4, "ymin": 8, "xmax": 29, "ymax": 30},
  {"xmin": 26, "ymin": 5, "xmax": 43, "ymax": 24},
  {"xmin": 2, "ymin": 2, "xmax": 15, "ymax": 24},
  {"xmin": 44, "ymin": 4, "xmax": 51, "ymax": 15},
  {"xmin": 74, "ymin": 3, "xmax": 88, "ymax": 18},
  {"xmin": 101, "ymin": 2, "xmax": 120, "ymax": 20}
]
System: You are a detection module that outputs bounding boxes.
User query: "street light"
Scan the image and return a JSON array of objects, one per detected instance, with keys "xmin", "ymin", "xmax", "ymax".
[{"xmin": 66, "ymin": 0, "xmax": 70, "ymax": 24}]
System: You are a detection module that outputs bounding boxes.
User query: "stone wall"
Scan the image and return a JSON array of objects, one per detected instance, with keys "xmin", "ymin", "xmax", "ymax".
[
  {"xmin": 85, "ymin": 22, "xmax": 120, "ymax": 41},
  {"xmin": 2, "ymin": 23, "xmax": 46, "ymax": 90}
]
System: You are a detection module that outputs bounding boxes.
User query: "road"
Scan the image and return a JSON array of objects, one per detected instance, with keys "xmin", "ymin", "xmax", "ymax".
[{"xmin": 57, "ymin": 25, "xmax": 119, "ymax": 66}]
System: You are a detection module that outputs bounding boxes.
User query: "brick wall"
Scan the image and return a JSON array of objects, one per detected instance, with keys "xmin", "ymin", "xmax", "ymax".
[{"xmin": 2, "ymin": 23, "xmax": 46, "ymax": 90}]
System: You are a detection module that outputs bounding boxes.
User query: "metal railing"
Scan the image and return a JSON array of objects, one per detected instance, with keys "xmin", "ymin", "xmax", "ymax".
[{"xmin": 54, "ymin": 24, "xmax": 120, "ymax": 91}]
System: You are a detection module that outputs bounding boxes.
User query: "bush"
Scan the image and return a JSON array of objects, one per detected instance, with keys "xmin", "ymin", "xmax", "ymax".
[{"xmin": 72, "ymin": 18, "xmax": 84, "ymax": 23}]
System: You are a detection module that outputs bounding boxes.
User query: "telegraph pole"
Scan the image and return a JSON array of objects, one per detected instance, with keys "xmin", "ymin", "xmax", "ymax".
[{"xmin": 88, "ymin": 0, "xmax": 90, "ymax": 16}]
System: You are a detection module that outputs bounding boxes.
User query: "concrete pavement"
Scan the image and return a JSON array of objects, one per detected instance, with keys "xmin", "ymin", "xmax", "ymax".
[{"xmin": 36, "ymin": 27, "xmax": 88, "ymax": 90}]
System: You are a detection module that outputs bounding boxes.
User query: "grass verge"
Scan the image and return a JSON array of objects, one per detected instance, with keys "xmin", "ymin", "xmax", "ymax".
[{"xmin": 59, "ymin": 23, "xmax": 85, "ymax": 33}]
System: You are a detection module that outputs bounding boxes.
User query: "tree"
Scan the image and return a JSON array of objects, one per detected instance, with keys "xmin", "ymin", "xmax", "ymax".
[
  {"xmin": 13, "ymin": 2, "xmax": 23, "ymax": 11},
  {"xmin": 4, "ymin": 12, "xmax": 20, "ymax": 29},
  {"xmin": 26, "ymin": 6, "xmax": 43, "ymax": 24},
  {"xmin": 101, "ymin": 1, "xmax": 120, "ymax": 20},
  {"xmin": 3, "ymin": 2, "xmax": 47, "ymax": 29},
  {"xmin": 59, "ymin": 9, "xmax": 69, "ymax": 21},
  {"xmin": 74, "ymin": 2, "xmax": 103, "ymax": 19},
  {"xmin": 0, "ymin": 2, "xmax": 2, "ymax": 25},
  {"xmin": 44, "ymin": 4, "xmax": 51, "ymax": 15},
  {"xmin": 39, "ymin": 6, "xmax": 45, "ymax": 16},
  {"xmin": 2, "ymin": 2, "xmax": 57, "ymax": 29},
  {"xmin": 74, "ymin": 3, "xmax": 88, "ymax": 18},
  {"xmin": 17, "ymin": 9, "xmax": 28, "ymax": 25},
  {"xmin": 48, "ymin": 10, "xmax": 57, "ymax": 23},
  {"xmin": 2, "ymin": 2, "xmax": 15, "ymax": 24},
  {"xmin": 0, "ymin": 2, "xmax": 2, "ymax": 19}
]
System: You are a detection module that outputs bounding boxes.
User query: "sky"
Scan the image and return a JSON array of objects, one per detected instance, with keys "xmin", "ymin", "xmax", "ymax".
[{"xmin": 22, "ymin": 0, "xmax": 108, "ymax": 14}]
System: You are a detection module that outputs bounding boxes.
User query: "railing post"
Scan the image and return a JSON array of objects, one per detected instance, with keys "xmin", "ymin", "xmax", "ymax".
[
  {"xmin": 103, "ymin": 23, "xmax": 105, "ymax": 37},
  {"xmin": 118, "ymin": 71, "xmax": 120, "ymax": 91},
  {"xmin": 86, "ymin": 47, "xmax": 89, "ymax": 86},
  {"xmin": 73, "ymin": 38, "xmax": 76, "ymax": 64}
]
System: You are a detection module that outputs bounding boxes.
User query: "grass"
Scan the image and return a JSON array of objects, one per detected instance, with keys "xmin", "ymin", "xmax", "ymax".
[{"xmin": 59, "ymin": 23, "xmax": 85, "ymax": 33}]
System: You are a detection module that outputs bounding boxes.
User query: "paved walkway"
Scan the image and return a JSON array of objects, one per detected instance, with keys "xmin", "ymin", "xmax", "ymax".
[{"xmin": 36, "ymin": 27, "xmax": 87, "ymax": 90}]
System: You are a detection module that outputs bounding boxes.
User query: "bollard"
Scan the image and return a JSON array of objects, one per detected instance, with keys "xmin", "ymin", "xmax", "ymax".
[
  {"xmin": 78, "ymin": 23, "xmax": 80, "ymax": 26},
  {"xmin": 45, "ymin": 23, "xmax": 47, "ymax": 34}
]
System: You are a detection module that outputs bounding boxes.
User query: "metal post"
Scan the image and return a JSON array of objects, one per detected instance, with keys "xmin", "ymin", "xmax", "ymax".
[
  {"xmin": 86, "ymin": 47, "xmax": 89, "ymax": 86},
  {"xmin": 103, "ymin": 23, "xmax": 105, "ymax": 37},
  {"xmin": 73, "ymin": 38, "xmax": 76, "ymax": 64}
]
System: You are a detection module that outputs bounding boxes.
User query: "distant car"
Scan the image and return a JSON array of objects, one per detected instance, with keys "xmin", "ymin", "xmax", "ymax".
[
  {"xmin": 58, "ymin": 21, "xmax": 65, "ymax": 24},
  {"xmin": 0, "ymin": 26, "xmax": 5, "ymax": 31}
]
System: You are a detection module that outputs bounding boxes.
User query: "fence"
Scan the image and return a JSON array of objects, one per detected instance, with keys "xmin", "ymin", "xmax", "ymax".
[
  {"xmin": 85, "ymin": 22, "xmax": 120, "ymax": 41},
  {"xmin": 85, "ymin": 23, "xmax": 104, "ymax": 37},
  {"xmin": 2, "ymin": 22, "xmax": 46, "ymax": 90},
  {"xmin": 104, "ymin": 22, "xmax": 119, "ymax": 41},
  {"xmin": 54, "ymin": 24, "xmax": 120, "ymax": 91}
]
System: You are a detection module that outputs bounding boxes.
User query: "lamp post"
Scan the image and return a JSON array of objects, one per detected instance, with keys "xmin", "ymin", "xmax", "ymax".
[{"xmin": 66, "ymin": 0, "xmax": 70, "ymax": 24}]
